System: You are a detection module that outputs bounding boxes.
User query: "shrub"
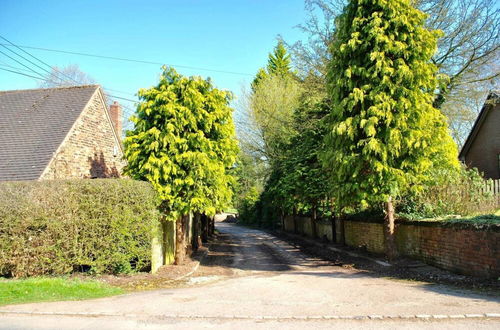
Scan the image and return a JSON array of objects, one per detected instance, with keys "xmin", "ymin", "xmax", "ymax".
[
  {"xmin": 0, "ymin": 179, "xmax": 160, "ymax": 278},
  {"xmin": 398, "ymin": 166, "xmax": 497, "ymax": 220},
  {"xmin": 237, "ymin": 186, "xmax": 261, "ymax": 224}
]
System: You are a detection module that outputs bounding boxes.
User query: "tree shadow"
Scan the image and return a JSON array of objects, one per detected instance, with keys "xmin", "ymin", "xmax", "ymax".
[
  {"xmin": 87, "ymin": 152, "xmax": 120, "ymax": 178},
  {"xmin": 200, "ymin": 222, "xmax": 500, "ymax": 304}
]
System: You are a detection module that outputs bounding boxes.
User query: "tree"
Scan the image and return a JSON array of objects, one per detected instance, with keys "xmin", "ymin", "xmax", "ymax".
[
  {"xmin": 420, "ymin": 0, "xmax": 499, "ymax": 108},
  {"xmin": 286, "ymin": 0, "xmax": 499, "ymax": 145},
  {"xmin": 251, "ymin": 41, "xmax": 294, "ymax": 90},
  {"xmin": 124, "ymin": 67, "xmax": 238, "ymax": 264},
  {"xmin": 38, "ymin": 64, "xmax": 95, "ymax": 88},
  {"xmin": 271, "ymin": 100, "xmax": 331, "ymax": 225},
  {"xmin": 324, "ymin": 0, "xmax": 459, "ymax": 258},
  {"xmin": 249, "ymin": 74, "xmax": 302, "ymax": 161}
]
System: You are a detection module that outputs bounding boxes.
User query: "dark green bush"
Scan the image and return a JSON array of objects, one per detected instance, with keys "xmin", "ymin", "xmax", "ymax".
[{"xmin": 0, "ymin": 179, "xmax": 160, "ymax": 278}]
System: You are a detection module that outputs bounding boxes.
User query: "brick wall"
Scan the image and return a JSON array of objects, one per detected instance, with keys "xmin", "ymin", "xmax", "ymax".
[
  {"xmin": 344, "ymin": 220, "xmax": 500, "ymax": 278},
  {"xmin": 344, "ymin": 220, "xmax": 385, "ymax": 254},
  {"xmin": 283, "ymin": 215, "xmax": 500, "ymax": 278},
  {"xmin": 395, "ymin": 223, "xmax": 500, "ymax": 278},
  {"xmin": 316, "ymin": 222, "xmax": 334, "ymax": 241},
  {"xmin": 41, "ymin": 90, "xmax": 125, "ymax": 179}
]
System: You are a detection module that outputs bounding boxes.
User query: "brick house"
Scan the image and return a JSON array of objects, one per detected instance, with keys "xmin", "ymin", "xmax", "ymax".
[
  {"xmin": 459, "ymin": 92, "xmax": 500, "ymax": 179},
  {"xmin": 0, "ymin": 85, "xmax": 126, "ymax": 181}
]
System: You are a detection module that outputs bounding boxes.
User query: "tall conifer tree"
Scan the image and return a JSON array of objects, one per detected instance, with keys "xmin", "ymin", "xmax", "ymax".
[
  {"xmin": 124, "ymin": 67, "xmax": 238, "ymax": 264},
  {"xmin": 251, "ymin": 41, "xmax": 293, "ymax": 90},
  {"xmin": 324, "ymin": 0, "xmax": 458, "ymax": 257}
]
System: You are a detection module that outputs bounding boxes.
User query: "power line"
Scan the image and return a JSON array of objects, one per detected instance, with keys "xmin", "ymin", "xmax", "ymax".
[
  {"xmin": 1, "ymin": 36, "xmax": 139, "ymax": 98},
  {"xmin": 0, "ymin": 61, "xmax": 38, "ymax": 74},
  {"xmin": 0, "ymin": 66, "xmax": 45, "ymax": 81},
  {"xmin": 105, "ymin": 94, "xmax": 138, "ymax": 103},
  {"xmin": 2, "ymin": 67, "xmax": 140, "ymax": 132},
  {"xmin": 103, "ymin": 87, "xmax": 136, "ymax": 97},
  {"xmin": 0, "ymin": 43, "xmax": 55, "ymax": 78},
  {"xmin": 0, "ymin": 49, "xmax": 45, "ymax": 79},
  {"xmin": 0, "ymin": 35, "xmax": 81, "ymax": 87},
  {"xmin": 0, "ymin": 42, "xmax": 254, "ymax": 77},
  {"xmin": 1, "ymin": 66, "xmax": 136, "ymax": 122}
]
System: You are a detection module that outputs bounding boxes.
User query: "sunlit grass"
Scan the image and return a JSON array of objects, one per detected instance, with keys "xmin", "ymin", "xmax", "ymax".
[{"xmin": 0, "ymin": 277, "xmax": 123, "ymax": 306}]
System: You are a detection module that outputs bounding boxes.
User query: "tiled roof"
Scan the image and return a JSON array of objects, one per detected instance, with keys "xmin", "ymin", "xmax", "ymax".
[{"xmin": 0, "ymin": 85, "xmax": 99, "ymax": 181}]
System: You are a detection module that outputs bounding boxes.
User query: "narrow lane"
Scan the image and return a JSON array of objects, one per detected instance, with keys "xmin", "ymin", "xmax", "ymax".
[{"xmin": 0, "ymin": 222, "xmax": 499, "ymax": 329}]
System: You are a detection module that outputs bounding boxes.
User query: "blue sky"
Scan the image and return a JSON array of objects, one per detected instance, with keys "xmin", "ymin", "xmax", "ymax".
[{"xmin": 0, "ymin": 0, "xmax": 308, "ymax": 117}]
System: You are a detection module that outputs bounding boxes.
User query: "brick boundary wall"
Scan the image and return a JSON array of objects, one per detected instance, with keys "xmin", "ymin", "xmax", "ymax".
[
  {"xmin": 394, "ymin": 222, "xmax": 500, "ymax": 278},
  {"xmin": 284, "ymin": 217, "xmax": 500, "ymax": 278},
  {"xmin": 344, "ymin": 221, "xmax": 385, "ymax": 254}
]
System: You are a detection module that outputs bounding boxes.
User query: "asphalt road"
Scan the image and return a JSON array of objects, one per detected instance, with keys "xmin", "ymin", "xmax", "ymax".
[{"xmin": 1, "ymin": 222, "xmax": 499, "ymax": 329}]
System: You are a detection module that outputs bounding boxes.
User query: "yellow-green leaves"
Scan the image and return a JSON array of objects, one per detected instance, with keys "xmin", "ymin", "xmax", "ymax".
[
  {"xmin": 124, "ymin": 67, "xmax": 239, "ymax": 220},
  {"xmin": 324, "ymin": 0, "xmax": 459, "ymax": 209}
]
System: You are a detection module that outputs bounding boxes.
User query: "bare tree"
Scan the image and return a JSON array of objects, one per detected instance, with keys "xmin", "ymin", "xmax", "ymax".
[
  {"xmin": 421, "ymin": 0, "xmax": 499, "ymax": 104},
  {"xmin": 38, "ymin": 64, "xmax": 96, "ymax": 88}
]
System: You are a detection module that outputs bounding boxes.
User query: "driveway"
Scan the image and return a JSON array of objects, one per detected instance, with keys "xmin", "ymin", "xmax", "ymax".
[{"xmin": 1, "ymin": 222, "xmax": 499, "ymax": 329}]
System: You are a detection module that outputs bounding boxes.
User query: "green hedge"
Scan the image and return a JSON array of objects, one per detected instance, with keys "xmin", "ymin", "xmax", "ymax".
[{"xmin": 0, "ymin": 179, "xmax": 160, "ymax": 278}]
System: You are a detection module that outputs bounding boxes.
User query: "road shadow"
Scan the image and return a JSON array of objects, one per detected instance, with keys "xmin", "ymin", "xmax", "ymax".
[{"xmin": 199, "ymin": 223, "xmax": 500, "ymax": 304}]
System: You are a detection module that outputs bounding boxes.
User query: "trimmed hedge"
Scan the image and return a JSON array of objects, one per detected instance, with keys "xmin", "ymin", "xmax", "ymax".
[{"xmin": 0, "ymin": 179, "xmax": 160, "ymax": 278}]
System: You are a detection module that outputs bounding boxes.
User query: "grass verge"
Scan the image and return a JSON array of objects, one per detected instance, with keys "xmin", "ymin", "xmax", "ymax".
[{"xmin": 0, "ymin": 277, "xmax": 123, "ymax": 306}]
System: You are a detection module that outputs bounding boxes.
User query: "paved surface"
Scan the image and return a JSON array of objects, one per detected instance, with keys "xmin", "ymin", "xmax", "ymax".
[{"xmin": 1, "ymin": 222, "xmax": 499, "ymax": 329}]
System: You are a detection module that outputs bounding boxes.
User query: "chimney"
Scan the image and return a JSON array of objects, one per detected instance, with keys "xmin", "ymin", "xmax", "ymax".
[{"xmin": 108, "ymin": 101, "xmax": 122, "ymax": 140}]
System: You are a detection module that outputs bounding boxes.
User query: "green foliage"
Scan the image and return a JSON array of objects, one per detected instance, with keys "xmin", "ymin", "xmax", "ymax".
[
  {"xmin": 124, "ymin": 67, "xmax": 239, "ymax": 220},
  {"xmin": 0, "ymin": 277, "xmax": 123, "ymax": 306},
  {"xmin": 265, "ymin": 100, "xmax": 331, "ymax": 215},
  {"xmin": 268, "ymin": 41, "xmax": 293, "ymax": 77},
  {"xmin": 251, "ymin": 41, "xmax": 293, "ymax": 90},
  {"xmin": 250, "ymin": 74, "xmax": 303, "ymax": 161},
  {"xmin": 0, "ymin": 180, "xmax": 160, "ymax": 278},
  {"xmin": 398, "ymin": 166, "xmax": 498, "ymax": 219},
  {"xmin": 232, "ymin": 151, "xmax": 266, "ymax": 210},
  {"xmin": 323, "ymin": 0, "xmax": 460, "ymax": 210},
  {"xmin": 239, "ymin": 98, "xmax": 333, "ymax": 225},
  {"xmin": 237, "ymin": 186, "xmax": 261, "ymax": 224}
]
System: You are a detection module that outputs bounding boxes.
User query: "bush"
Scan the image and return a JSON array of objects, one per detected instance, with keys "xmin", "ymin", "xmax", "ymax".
[
  {"xmin": 0, "ymin": 179, "xmax": 160, "ymax": 278},
  {"xmin": 398, "ymin": 166, "xmax": 498, "ymax": 220},
  {"xmin": 237, "ymin": 186, "xmax": 261, "ymax": 224}
]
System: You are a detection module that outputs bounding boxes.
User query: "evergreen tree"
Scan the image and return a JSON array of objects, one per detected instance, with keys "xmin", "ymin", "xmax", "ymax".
[
  {"xmin": 124, "ymin": 67, "xmax": 238, "ymax": 264},
  {"xmin": 251, "ymin": 41, "xmax": 293, "ymax": 90},
  {"xmin": 268, "ymin": 41, "xmax": 292, "ymax": 77},
  {"xmin": 323, "ymin": 0, "xmax": 459, "ymax": 257}
]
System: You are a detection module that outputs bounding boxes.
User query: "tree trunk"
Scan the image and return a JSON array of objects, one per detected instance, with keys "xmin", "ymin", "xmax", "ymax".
[
  {"xmin": 384, "ymin": 196, "xmax": 397, "ymax": 260},
  {"xmin": 174, "ymin": 214, "xmax": 187, "ymax": 265},
  {"xmin": 331, "ymin": 214, "xmax": 336, "ymax": 243},
  {"xmin": 192, "ymin": 213, "xmax": 201, "ymax": 251},
  {"xmin": 338, "ymin": 216, "xmax": 345, "ymax": 245},
  {"xmin": 312, "ymin": 203, "xmax": 318, "ymax": 239},
  {"xmin": 210, "ymin": 215, "xmax": 215, "ymax": 235},
  {"xmin": 280, "ymin": 209, "xmax": 285, "ymax": 231},
  {"xmin": 201, "ymin": 214, "xmax": 208, "ymax": 243},
  {"xmin": 293, "ymin": 207, "xmax": 298, "ymax": 234}
]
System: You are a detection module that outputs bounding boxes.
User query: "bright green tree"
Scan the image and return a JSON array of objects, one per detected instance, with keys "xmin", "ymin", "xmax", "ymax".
[
  {"xmin": 268, "ymin": 41, "xmax": 292, "ymax": 76},
  {"xmin": 250, "ymin": 74, "xmax": 302, "ymax": 161},
  {"xmin": 124, "ymin": 67, "xmax": 238, "ymax": 264},
  {"xmin": 324, "ymin": 0, "xmax": 459, "ymax": 257}
]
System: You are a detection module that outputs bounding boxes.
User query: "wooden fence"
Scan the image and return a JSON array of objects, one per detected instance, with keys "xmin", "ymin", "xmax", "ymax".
[
  {"xmin": 483, "ymin": 179, "xmax": 500, "ymax": 194},
  {"xmin": 483, "ymin": 179, "xmax": 500, "ymax": 206}
]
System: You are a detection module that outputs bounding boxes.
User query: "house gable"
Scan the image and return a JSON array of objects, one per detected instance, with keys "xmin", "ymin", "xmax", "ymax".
[
  {"xmin": 459, "ymin": 92, "xmax": 500, "ymax": 179},
  {"xmin": 0, "ymin": 85, "xmax": 98, "ymax": 181},
  {"xmin": 40, "ymin": 88, "xmax": 126, "ymax": 179}
]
